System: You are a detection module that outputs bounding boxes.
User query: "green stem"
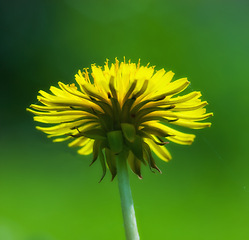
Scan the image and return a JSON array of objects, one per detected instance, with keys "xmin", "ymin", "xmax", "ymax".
[{"xmin": 116, "ymin": 151, "xmax": 140, "ymax": 240}]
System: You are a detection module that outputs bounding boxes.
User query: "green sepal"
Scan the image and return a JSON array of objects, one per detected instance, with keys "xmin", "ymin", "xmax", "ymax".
[
  {"xmin": 109, "ymin": 76, "xmax": 118, "ymax": 99},
  {"xmin": 133, "ymin": 79, "xmax": 148, "ymax": 99},
  {"xmin": 98, "ymin": 114, "xmax": 113, "ymax": 132},
  {"xmin": 137, "ymin": 130, "xmax": 168, "ymax": 145},
  {"xmin": 143, "ymin": 142, "xmax": 162, "ymax": 173},
  {"xmin": 105, "ymin": 148, "xmax": 117, "ymax": 181},
  {"xmin": 125, "ymin": 135, "xmax": 145, "ymax": 164},
  {"xmin": 81, "ymin": 84, "xmax": 106, "ymax": 102},
  {"xmin": 69, "ymin": 106, "xmax": 98, "ymax": 115},
  {"xmin": 107, "ymin": 130, "xmax": 123, "ymax": 154},
  {"xmin": 82, "ymin": 84, "xmax": 107, "ymax": 103},
  {"xmin": 122, "ymin": 80, "xmax": 137, "ymax": 104},
  {"xmin": 89, "ymin": 140, "xmax": 101, "ymax": 166},
  {"xmin": 121, "ymin": 98, "xmax": 136, "ymax": 122},
  {"xmin": 140, "ymin": 126, "xmax": 172, "ymax": 138},
  {"xmin": 81, "ymin": 128, "xmax": 106, "ymax": 140},
  {"xmin": 121, "ymin": 123, "xmax": 136, "ymax": 142},
  {"xmin": 130, "ymin": 94, "xmax": 167, "ymax": 115},
  {"xmin": 127, "ymin": 151, "xmax": 142, "ymax": 179},
  {"xmin": 110, "ymin": 98, "xmax": 121, "ymax": 129},
  {"xmin": 138, "ymin": 116, "xmax": 178, "ymax": 126},
  {"xmin": 91, "ymin": 99, "xmax": 113, "ymax": 117},
  {"xmin": 98, "ymin": 147, "xmax": 106, "ymax": 183},
  {"xmin": 70, "ymin": 120, "xmax": 97, "ymax": 131},
  {"xmin": 135, "ymin": 105, "xmax": 175, "ymax": 121},
  {"xmin": 130, "ymin": 99, "xmax": 151, "ymax": 115}
]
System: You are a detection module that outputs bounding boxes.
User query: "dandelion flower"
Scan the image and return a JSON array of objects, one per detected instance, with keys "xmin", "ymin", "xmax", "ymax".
[
  {"xmin": 27, "ymin": 58, "xmax": 212, "ymax": 181},
  {"xmin": 27, "ymin": 58, "xmax": 213, "ymax": 240}
]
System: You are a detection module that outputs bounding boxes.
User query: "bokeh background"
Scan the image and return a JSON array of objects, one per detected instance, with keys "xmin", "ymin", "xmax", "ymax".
[{"xmin": 1, "ymin": 0, "xmax": 249, "ymax": 239}]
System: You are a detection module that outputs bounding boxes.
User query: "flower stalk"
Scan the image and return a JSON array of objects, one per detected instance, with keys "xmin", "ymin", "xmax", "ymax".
[{"xmin": 116, "ymin": 151, "xmax": 140, "ymax": 240}]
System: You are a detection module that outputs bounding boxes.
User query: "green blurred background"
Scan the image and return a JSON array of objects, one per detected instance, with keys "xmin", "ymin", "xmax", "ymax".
[{"xmin": 1, "ymin": 0, "xmax": 249, "ymax": 239}]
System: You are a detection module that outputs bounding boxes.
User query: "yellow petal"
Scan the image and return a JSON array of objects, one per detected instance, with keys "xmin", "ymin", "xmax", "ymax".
[
  {"xmin": 146, "ymin": 70, "xmax": 174, "ymax": 98},
  {"xmin": 147, "ymin": 122, "xmax": 196, "ymax": 139},
  {"xmin": 35, "ymin": 119, "xmax": 93, "ymax": 134},
  {"xmin": 68, "ymin": 136, "xmax": 89, "ymax": 147},
  {"xmin": 29, "ymin": 104, "xmax": 71, "ymax": 111},
  {"xmin": 170, "ymin": 119, "xmax": 212, "ymax": 129},
  {"xmin": 75, "ymin": 69, "xmax": 89, "ymax": 91},
  {"xmin": 53, "ymin": 136, "xmax": 71, "ymax": 142},
  {"xmin": 58, "ymin": 82, "xmax": 88, "ymax": 100},
  {"xmin": 49, "ymin": 86, "xmax": 69, "ymax": 98},
  {"xmin": 163, "ymin": 112, "xmax": 213, "ymax": 121},
  {"xmin": 165, "ymin": 91, "xmax": 201, "ymax": 104},
  {"xmin": 145, "ymin": 138, "xmax": 172, "ymax": 162},
  {"xmin": 34, "ymin": 114, "xmax": 86, "ymax": 124},
  {"xmin": 163, "ymin": 78, "xmax": 190, "ymax": 96},
  {"xmin": 77, "ymin": 139, "xmax": 94, "ymax": 155},
  {"xmin": 91, "ymin": 65, "xmax": 110, "ymax": 94},
  {"xmin": 173, "ymin": 101, "xmax": 208, "ymax": 111},
  {"xmin": 37, "ymin": 96, "xmax": 101, "ymax": 111},
  {"xmin": 166, "ymin": 135, "xmax": 195, "ymax": 145},
  {"xmin": 28, "ymin": 108, "xmax": 90, "ymax": 116}
]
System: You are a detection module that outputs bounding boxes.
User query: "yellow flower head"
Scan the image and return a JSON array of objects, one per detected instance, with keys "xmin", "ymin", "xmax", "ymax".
[{"xmin": 27, "ymin": 58, "xmax": 212, "ymax": 181}]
